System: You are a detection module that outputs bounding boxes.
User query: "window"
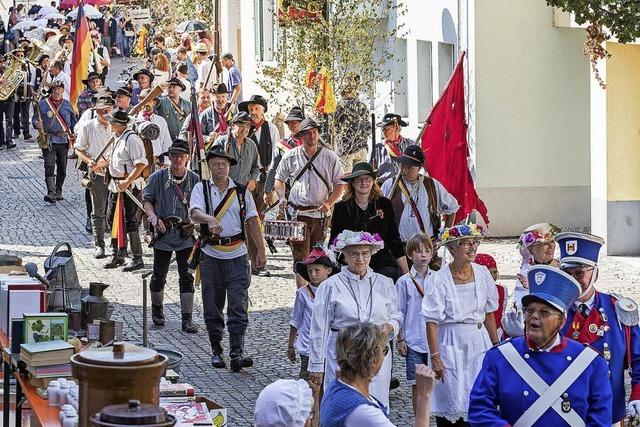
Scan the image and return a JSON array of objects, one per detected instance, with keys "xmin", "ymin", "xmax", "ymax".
[
  {"xmin": 254, "ymin": 0, "xmax": 275, "ymax": 61},
  {"xmin": 438, "ymin": 42, "xmax": 454, "ymax": 95},
  {"xmin": 391, "ymin": 38, "xmax": 408, "ymax": 117},
  {"xmin": 417, "ymin": 40, "xmax": 433, "ymax": 121}
]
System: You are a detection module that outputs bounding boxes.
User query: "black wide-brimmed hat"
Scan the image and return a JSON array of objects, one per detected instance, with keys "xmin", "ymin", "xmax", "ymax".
[
  {"xmin": 294, "ymin": 245, "xmax": 340, "ymax": 283},
  {"xmin": 285, "ymin": 106, "xmax": 305, "ymax": 123},
  {"xmin": 115, "ymin": 86, "xmax": 132, "ymax": 98},
  {"xmin": 132, "ymin": 68, "xmax": 155, "ymax": 82},
  {"xmin": 82, "ymin": 71, "xmax": 102, "ymax": 85},
  {"xmin": 167, "ymin": 76, "xmax": 186, "ymax": 92},
  {"xmin": 393, "ymin": 145, "xmax": 425, "ymax": 167},
  {"xmin": 231, "ymin": 111, "xmax": 251, "ymax": 124},
  {"xmin": 212, "ymin": 82, "xmax": 228, "ymax": 95},
  {"xmin": 341, "ymin": 162, "xmax": 377, "ymax": 182},
  {"xmin": 295, "ymin": 117, "xmax": 320, "ymax": 136},
  {"xmin": 205, "ymin": 145, "xmax": 237, "ymax": 166},
  {"xmin": 168, "ymin": 139, "xmax": 190, "ymax": 155},
  {"xmin": 238, "ymin": 94, "xmax": 268, "ymax": 113},
  {"xmin": 105, "ymin": 109, "xmax": 132, "ymax": 125},
  {"xmin": 376, "ymin": 112, "xmax": 408, "ymax": 128},
  {"xmin": 45, "ymin": 80, "xmax": 64, "ymax": 96}
]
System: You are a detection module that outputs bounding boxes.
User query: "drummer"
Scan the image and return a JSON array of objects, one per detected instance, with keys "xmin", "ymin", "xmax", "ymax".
[
  {"xmin": 274, "ymin": 118, "xmax": 346, "ymax": 288},
  {"xmin": 555, "ymin": 232, "xmax": 640, "ymax": 426}
]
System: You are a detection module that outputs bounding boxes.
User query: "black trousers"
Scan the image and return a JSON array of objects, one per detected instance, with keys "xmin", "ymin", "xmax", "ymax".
[
  {"xmin": 106, "ymin": 188, "xmax": 141, "ymax": 233},
  {"xmin": 150, "ymin": 247, "xmax": 194, "ymax": 294},
  {"xmin": 436, "ymin": 417, "xmax": 469, "ymax": 427},
  {"xmin": 42, "ymin": 144, "xmax": 68, "ymax": 189},
  {"xmin": 12, "ymin": 99, "xmax": 29, "ymax": 137},
  {"xmin": 0, "ymin": 99, "xmax": 13, "ymax": 144}
]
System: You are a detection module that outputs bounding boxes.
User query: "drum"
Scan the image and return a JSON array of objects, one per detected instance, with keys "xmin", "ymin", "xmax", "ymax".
[{"xmin": 264, "ymin": 219, "xmax": 306, "ymax": 242}]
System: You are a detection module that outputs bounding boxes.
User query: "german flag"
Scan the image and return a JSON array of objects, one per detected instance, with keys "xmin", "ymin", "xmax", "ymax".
[
  {"xmin": 69, "ymin": 2, "xmax": 92, "ymax": 113},
  {"xmin": 111, "ymin": 193, "xmax": 127, "ymax": 255}
]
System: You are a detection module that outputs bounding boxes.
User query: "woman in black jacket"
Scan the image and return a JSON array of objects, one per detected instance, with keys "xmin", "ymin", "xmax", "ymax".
[{"xmin": 330, "ymin": 162, "xmax": 408, "ymax": 282}]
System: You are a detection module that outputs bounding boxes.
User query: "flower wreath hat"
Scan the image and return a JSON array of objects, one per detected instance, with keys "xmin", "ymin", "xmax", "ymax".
[
  {"xmin": 330, "ymin": 230, "xmax": 385, "ymax": 254},
  {"xmin": 518, "ymin": 223, "xmax": 561, "ymax": 249},
  {"xmin": 439, "ymin": 223, "xmax": 487, "ymax": 246}
]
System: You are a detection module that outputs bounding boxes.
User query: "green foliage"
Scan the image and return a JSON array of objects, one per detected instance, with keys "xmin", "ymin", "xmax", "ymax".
[
  {"xmin": 546, "ymin": 0, "xmax": 640, "ymax": 43},
  {"xmin": 257, "ymin": 0, "xmax": 406, "ymax": 113}
]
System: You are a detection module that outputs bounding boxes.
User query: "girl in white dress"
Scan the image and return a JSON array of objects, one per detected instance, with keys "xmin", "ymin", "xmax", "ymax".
[
  {"xmin": 308, "ymin": 230, "xmax": 402, "ymax": 408},
  {"xmin": 422, "ymin": 223, "xmax": 499, "ymax": 426}
]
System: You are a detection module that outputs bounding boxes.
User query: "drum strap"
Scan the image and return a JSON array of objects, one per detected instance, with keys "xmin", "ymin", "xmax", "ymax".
[{"xmin": 498, "ymin": 342, "xmax": 595, "ymax": 427}]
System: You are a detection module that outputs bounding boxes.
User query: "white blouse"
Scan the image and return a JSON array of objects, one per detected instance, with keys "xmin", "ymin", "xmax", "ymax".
[
  {"xmin": 422, "ymin": 263, "xmax": 499, "ymax": 324},
  {"xmin": 308, "ymin": 267, "xmax": 402, "ymax": 373}
]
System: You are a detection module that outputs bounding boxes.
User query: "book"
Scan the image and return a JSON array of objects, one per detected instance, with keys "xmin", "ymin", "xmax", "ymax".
[
  {"xmin": 160, "ymin": 383, "xmax": 195, "ymax": 397},
  {"xmin": 160, "ymin": 401, "xmax": 212, "ymax": 425},
  {"xmin": 20, "ymin": 340, "xmax": 73, "ymax": 364},
  {"xmin": 159, "ymin": 396, "xmax": 196, "ymax": 403},
  {"xmin": 27, "ymin": 363, "xmax": 72, "ymax": 378}
]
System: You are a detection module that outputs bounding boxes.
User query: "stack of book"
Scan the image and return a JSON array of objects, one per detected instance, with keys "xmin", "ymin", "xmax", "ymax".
[
  {"xmin": 159, "ymin": 383, "xmax": 214, "ymax": 426},
  {"xmin": 20, "ymin": 340, "xmax": 74, "ymax": 379}
]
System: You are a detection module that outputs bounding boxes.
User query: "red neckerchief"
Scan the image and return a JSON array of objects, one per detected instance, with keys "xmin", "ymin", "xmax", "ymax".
[
  {"xmin": 216, "ymin": 108, "xmax": 228, "ymax": 134},
  {"xmin": 50, "ymin": 97, "xmax": 63, "ymax": 109},
  {"xmin": 293, "ymin": 136, "xmax": 302, "ymax": 146},
  {"xmin": 384, "ymin": 136, "xmax": 402, "ymax": 157},
  {"xmin": 252, "ymin": 119, "xmax": 265, "ymax": 129},
  {"xmin": 142, "ymin": 111, "xmax": 153, "ymax": 121}
]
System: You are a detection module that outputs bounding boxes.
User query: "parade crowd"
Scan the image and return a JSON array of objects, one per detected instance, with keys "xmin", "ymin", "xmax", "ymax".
[{"xmin": 0, "ymin": 4, "xmax": 639, "ymax": 426}]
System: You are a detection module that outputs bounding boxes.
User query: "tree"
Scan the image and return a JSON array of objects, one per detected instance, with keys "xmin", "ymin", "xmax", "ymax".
[
  {"xmin": 256, "ymin": 0, "xmax": 406, "ymax": 145},
  {"xmin": 546, "ymin": 0, "xmax": 640, "ymax": 88}
]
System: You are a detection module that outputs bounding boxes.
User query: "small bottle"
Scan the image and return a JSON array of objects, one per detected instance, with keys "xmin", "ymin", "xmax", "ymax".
[
  {"xmin": 59, "ymin": 404, "xmax": 74, "ymax": 423},
  {"xmin": 62, "ymin": 408, "xmax": 77, "ymax": 427},
  {"xmin": 47, "ymin": 381, "xmax": 60, "ymax": 406},
  {"xmin": 58, "ymin": 381, "xmax": 69, "ymax": 405}
]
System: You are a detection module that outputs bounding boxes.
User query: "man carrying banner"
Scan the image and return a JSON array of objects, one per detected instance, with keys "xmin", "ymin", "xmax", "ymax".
[
  {"xmin": 381, "ymin": 145, "xmax": 458, "ymax": 269},
  {"xmin": 103, "ymin": 108, "xmax": 148, "ymax": 272},
  {"xmin": 373, "ymin": 113, "xmax": 415, "ymax": 184},
  {"xmin": 189, "ymin": 145, "xmax": 266, "ymax": 371},
  {"xmin": 33, "ymin": 80, "xmax": 76, "ymax": 204}
]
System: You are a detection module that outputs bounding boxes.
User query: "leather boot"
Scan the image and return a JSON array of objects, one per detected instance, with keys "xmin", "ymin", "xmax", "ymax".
[
  {"xmin": 209, "ymin": 333, "xmax": 225, "ymax": 368},
  {"xmin": 104, "ymin": 245, "xmax": 125, "ymax": 269},
  {"xmin": 229, "ymin": 334, "xmax": 253, "ymax": 372},
  {"xmin": 43, "ymin": 177, "xmax": 56, "ymax": 204},
  {"xmin": 151, "ymin": 291, "xmax": 165, "ymax": 326},
  {"xmin": 55, "ymin": 188, "xmax": 64, "ymax": 201},
  {"xmin": 123, "ymin": 232, "xmax": 144, "ymax": 272},
  {"xmin": 180, "ymin": 293, "xmax": 198, "ymax": 333},
  {"xmin": 94, "ymin": 229, "xmax": 106, "ymax": 259},
  {"xmin": 85, "ymin": 217, "xmax": 92, "ymax": 234}
]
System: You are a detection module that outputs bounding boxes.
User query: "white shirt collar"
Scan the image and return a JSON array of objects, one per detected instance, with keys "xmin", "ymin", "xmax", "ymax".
[
  {"xmin": 340, "ymin": 266, "xmax": 373, "ymax": 281},
  {"xmin": 544, "ymin": 334, "xmax": 562, "ymax": 352},
  {"xmin": 574, "ymin": 291, "xmax": 596, "ymax": 311},
  {"xmin": 410, "ymin": 266, "xmax": 430, "ymax": 280}
]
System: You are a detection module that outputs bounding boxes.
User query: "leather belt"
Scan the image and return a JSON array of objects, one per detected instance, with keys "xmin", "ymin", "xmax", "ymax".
[
  {"xmin": 205, "ymin": 232, "xmax": 244, "ymax": 246},
  {"xmin": 289, "ymin": 203, "xmax": 318, "ymax": 212}
]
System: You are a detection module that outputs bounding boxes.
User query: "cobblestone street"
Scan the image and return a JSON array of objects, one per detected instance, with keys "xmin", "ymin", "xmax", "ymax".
[{"xmin": 1, "ymin": 58, "xmax": 640, "ymax": 425}]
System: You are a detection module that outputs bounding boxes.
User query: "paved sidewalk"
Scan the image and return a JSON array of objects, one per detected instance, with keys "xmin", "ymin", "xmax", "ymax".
[{"xmin": 1, "ymin": 58, "xmax": 640, "ymax": 425}]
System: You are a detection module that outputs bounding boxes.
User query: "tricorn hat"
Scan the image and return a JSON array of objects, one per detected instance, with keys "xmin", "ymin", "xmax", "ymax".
[
  {"xmin": 105, "ymin": 108, "xmax": 132, "ymax": 125},
  {"xmin": 376, "ymin": 112, "xmax": 408, "ymax": 128},
  {"xmin": 238, "ymin": 94, "xmax": 268, "ymax": 113},
  {"xmin": 168, "ymin": 139, "xmax": 190, "ymax": 155},
  {"xmin": 205, "ymin": 145, "xmax": 237, "ymax": 166},
  {"xmin": 212, "ymin": 82, "xmax": 228, "ymax": 95},
  {"xmin": 132, "ymin": 68, "xmax": 155, "ymax": 83}
]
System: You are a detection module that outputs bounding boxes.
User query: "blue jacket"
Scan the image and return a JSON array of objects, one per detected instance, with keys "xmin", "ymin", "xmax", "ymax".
[
  {"xmin": 319, "ymin": 379, "xmax": 388, "ymax": 427},
  {"xmin": 34, "ymin": 98, "xmax": 76, "ymax": 145},
  {"xmin": 468, "ymin": 336, "xmax": 612, "ymax": 427},
  {"xmin": 560, "ymin": 291, "xmax": 640, "ymax": 422}
]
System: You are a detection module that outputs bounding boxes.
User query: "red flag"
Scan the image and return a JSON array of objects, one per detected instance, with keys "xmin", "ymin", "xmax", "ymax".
[{"xmin": 420, "ymin": 51, "xmax": 489, "ymax": 225}]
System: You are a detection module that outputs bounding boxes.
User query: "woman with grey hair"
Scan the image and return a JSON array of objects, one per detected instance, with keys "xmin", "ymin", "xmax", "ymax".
[
  {"xmin": 422, "ymin": 224, "xmax": 499, "ymax": 427},
  {"xmin": 319, "ymin": 322, "xmax": 435, "ymax": 426},
  {"xmin": 308, "ymin": 230, "xmax": 402, "ymax": 408}
]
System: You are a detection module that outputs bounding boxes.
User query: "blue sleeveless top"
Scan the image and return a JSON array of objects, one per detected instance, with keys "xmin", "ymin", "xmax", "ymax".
[{"xmin": 319, "ymin": 379, "xmax": 389, "ymax": 427}]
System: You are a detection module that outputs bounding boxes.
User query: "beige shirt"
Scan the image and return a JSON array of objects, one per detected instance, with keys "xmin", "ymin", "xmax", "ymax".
[
  {"xmin": 108, "ymin": 130, "xmax": 148, "ymax": 179},
  {"xmin": 275, "ymin": 145, "xmax": 344, "ymax": 218}
]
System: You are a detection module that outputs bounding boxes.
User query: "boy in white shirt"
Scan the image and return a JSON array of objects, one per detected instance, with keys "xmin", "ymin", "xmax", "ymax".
[
  {"xmin": 288, "ymin": 245, "xmax": 338, "ymax": 380},
  {"xmin": 396, "ymin": 232, "xmax": 434, "ymax": 413}
]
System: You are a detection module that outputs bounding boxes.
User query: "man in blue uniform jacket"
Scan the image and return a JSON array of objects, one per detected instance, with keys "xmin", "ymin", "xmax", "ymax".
[
  {"xmin": 468, "ymin": 265, "xmax": 612, "ymax": 426},
  {"xmin": 555, "ymin": 232, "xmax": 640, "ymax": 425}
]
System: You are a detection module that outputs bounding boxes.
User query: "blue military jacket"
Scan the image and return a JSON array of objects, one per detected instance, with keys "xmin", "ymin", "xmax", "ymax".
[
  {"xmin": 468, "ymin": 336, "xmax": 612, "ymax": 426},
  {"xmin": 34, "ymin": 98, "xmax": 77, "ymax": 146},
  {"xmin": 560, "ymin": 291, "xmax": 640, "ymax": 422}
]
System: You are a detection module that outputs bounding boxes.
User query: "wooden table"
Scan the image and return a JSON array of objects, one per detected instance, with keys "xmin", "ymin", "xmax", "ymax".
[{"xmin": 0, "ymin": 331, "xmax": 61, "ymax": 427}]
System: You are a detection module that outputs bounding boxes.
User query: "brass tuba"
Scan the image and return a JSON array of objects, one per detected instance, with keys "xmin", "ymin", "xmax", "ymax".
[{"xmin": 0, "ymin": 40, "xmax": 45, "ymax": 101}]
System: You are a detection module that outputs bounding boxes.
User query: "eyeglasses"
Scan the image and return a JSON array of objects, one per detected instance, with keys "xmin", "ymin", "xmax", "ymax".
[
  {"xmin": 460, "ymin": 239, "xmax": 481, "ymax": 248},
  {"xmin": 565, "ymin": 267, "xmax": 594, "ymax": 279},
  {"xmin": 523, "ymin": 307, "xmax": 562, "ymax": 319},
  {"xmin": 346, "ymin": 250, "xmax": 371, "ymax": 259}
]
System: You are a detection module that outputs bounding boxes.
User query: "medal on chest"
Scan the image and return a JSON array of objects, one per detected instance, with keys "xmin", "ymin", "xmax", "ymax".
[
  {"xmin": 568, "ymin": 306, "xmax": 609, "ymax": 345},
  {"xmin": 561, "ymin": 393, "xmax": 571, "ymax": 413}
]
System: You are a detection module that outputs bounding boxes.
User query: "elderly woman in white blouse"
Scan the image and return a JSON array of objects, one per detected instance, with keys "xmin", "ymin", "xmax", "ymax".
[
  {"xmin": 423, "ymin": 224, "xmax": 499, "ymax": 427},
  {"xmin": 308, "ymin": 230, "xmax": 402, "ymax": 409}
]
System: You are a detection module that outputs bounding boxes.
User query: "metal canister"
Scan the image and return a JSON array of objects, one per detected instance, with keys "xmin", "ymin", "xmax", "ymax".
[
  {"xmin": 91, "ymin": 400, "xmax": 176, "ymax": 426},
  {"xmin": 71, "ymin": 342, "xmax": 168, "ymax": 427}
]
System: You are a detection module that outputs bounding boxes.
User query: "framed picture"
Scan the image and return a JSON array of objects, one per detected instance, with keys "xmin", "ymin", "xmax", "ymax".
[{"xmin": 23, "ymin": 313, "xmax": 68, "ymax": 344}]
